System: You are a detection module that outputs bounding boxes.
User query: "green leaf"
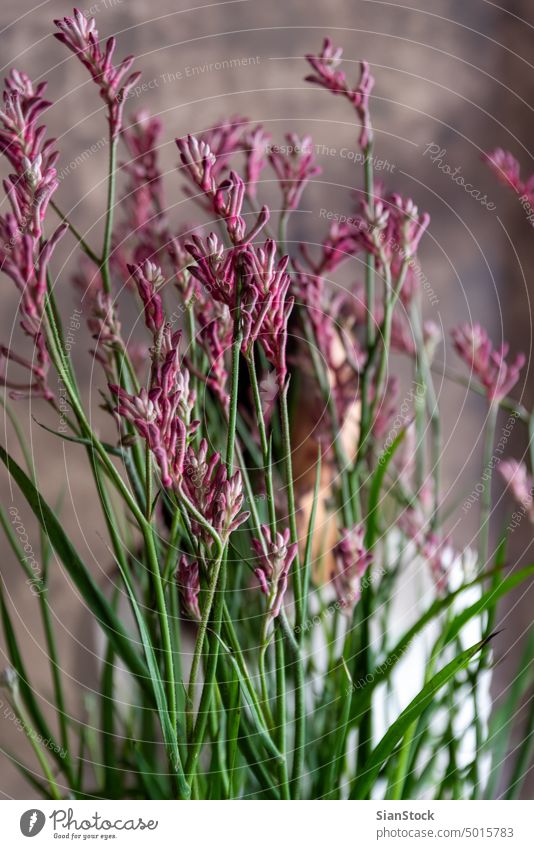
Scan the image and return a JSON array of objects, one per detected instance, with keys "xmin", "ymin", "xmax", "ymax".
[
  {"xmin": 0, "ymin": 443, "xmax": 151, "ymax": 693},
  {"xmin": 351, "ymin": 563, "xmax": 534, "ymax": 725},
  {"xmin": 484, "ymin": 623, "xmax": 534, "ymax": 798},
  {"xmin": 441, "ymin": 565, "xmax": 534, "ymax": 647},
  {"xmin": 212, "ymin": 631, "xmax": 286, "ymax": 767},
  {"xmin": 0, "ymin": 581, "xmax": 63, "ymax": 773},
  {"xmin": 350, "ymin": 639, "xmax": 487, "ymax": 799},
  {"xmin": 113, "ymin": 554, "xmax": 189, "ymax": 799}
]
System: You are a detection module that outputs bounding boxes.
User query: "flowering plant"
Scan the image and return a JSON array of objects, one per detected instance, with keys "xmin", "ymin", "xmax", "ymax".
[{"xmin": 0, "ymin": 13, "xmax": 533, "ymax": 801}]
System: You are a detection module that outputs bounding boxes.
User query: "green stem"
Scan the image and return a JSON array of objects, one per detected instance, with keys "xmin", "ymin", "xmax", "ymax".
[
  {"xmin": 186, "ymin": 551, "xmax": 223, "ymax": 739},
  {"xmin": 279, "ymin": 386, "xmax": 306, "ymax": 796},
  {"xmin": 50, "ymin": 201, "xmax": 101, "ymax": 266},
  {"xmin": 479, "ymin": 401, "xmax": 498, "ymax": 571},
  {"xmin": 275, "ymin": 623, "xmax": 290, "ymax": 799},
  {"xmin": 100, "ymin": 134, "xmax": 118, "ymax": 296},
  {"xmin": 247, "ymin": 349, "xmax": 277, "ymax": 532}
]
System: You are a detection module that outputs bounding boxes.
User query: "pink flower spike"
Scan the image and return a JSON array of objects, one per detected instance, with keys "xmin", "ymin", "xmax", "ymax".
[
  {"xmin": 186, "ymin": 233, "xmax": 237, "ymax": 308},
  {"xmin": 331, "ymin": 525, "xmax": 372, "ymax": 615},
  {"xmin": 240, "ymin": 240, "xmax": 294, "ymax": 386},
  {"xmin": 128, "ymin": 260, "xmax": 166, "ymax": 334},
  {"xmin": 181, "ymin": 440, "xmax": 249, "ymax": 544},
  {"xmin": 499, "ymin": 460, "xmax": 534, "ymax": 523},
  {"xmin": 0, "ymin": 71, "xmax": 59, "ymax": 239},
  {"xmin": 252, "ymin": 525, "xmax": 297, "ymax": 620},
  {"xmin": 268, "ymin": 134, "xmax": 320, "ymax": 212},
  {"xmin": 451, "ymin": 324, "xmax": 525, "ymax": 402},
  {"xmin": 0, "ymin": 221, "xmax": 67, "ymax": 401},
  {"xmin": 54, "ymin": 9, "xmax": 141, "ymax": 138},
  {"xmin": 483, "ymin": 149, "xmax": 523, "ymax": 194},
  {"xmin": 305, "ymin": 40, "xmax": 375, "ymax": 149},
  {"xmin": 214, "ymin": 169, "xmax": 270, "ymax": 245},
  {"xmin": 176, "ymin": 555, "xmax": 201, "ymax": 621},
  {"xmin": 176, "ymin": 134, "xmax": 217, "ymax": 194}
]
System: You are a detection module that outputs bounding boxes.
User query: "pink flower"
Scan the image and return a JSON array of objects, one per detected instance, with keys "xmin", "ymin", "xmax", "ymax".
[
  {"xmin": 0, "ymin": 71, "xmax": 59, "ymax": 239},
  {"xmin": 268, "ymin": 134, "xmax": 321, "ymax": 211},
  {"xmin": 483, "ymin": 149, "xmax": 523, "ymax": 194},
  {"xmin": 198, "ymin": 115, "xmax": 248, "ymax": 180},
  {"xmin": 196, "ymin": 300, "xmax": 233, "ymax": 409},
  {"xmin": 110, "ymin": 331, "xmax": 197, "ymax": 487},
  {"xmin": 305, "ymin": 39, "xmax": 375, "ymax": 148},
  {"xmin": 451, "ymin": 324, "xmax": 525, "ymax": 402},
  {"xmin": 176, "ymin": 134, "xmax": 217, "ymax": 194},
  {"xmin": 54, "ymin": 8, "xmax": 141, "ymax": 138},
  {"xmin": 186, "ymin": 233, "xmax": 237, "ymax": 308},
  {"xmin": 252, "ymin": 525, "xmax": 297, "ymax": 620},
  {"xmin": 331, "ymin": 526, "xmax": 372, "ymax": 614},
  {"xmin": 129, "ymin": 260, "xmax": 166, "ymax": 334},
  {"xmin": 182, "ymin": 439, "xmax": 249, "ymax": 544},
  {"xmin": 177, "ymin": 136, "xmax": 270, "ymax": 245},
  {"xmin": 214, "ymin": 170, "xmax": 270, "ymax": 244},
  {"xmin": 299, "ymin": 220, "xmax": 363, "ymax": 276},
  {"xmin": 176, "ymin": 555, "xmax": 201, "ymax": 621},
  {"xmin": 499, "ymin": 459, "xmax": 534, "ymax": 523},
  {"xmin": 243, "ymin": 125, "xmax": 271, "ymax": 200},
  {"xmin": 240, "ymin": 240, "xmax": 294, "ymax": 385},
  {"xmin": 121, "ymin": 110, "xmax": 165, "ymax": 215},
  {"xmin": 0, "ymin": 220, "xmax": 67, "ymax": 400},
  {"xmin": 87, "ymin": 290, "xmax": 123, "ymax": 381}
]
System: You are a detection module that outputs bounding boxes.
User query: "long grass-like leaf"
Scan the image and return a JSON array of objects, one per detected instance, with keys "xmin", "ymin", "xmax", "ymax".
[
  {"xmin": 0, "ymin": 443, "xmax": 151, "ymax": 692},
  {"xmin": 350, "ymin": 638, "xmax": 487, "ymax": 799}
]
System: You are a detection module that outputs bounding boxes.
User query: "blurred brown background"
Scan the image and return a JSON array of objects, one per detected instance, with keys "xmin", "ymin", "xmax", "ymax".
[{"xmin": 1, "ymin": 0, "xmax": 534, "ymax": 798}]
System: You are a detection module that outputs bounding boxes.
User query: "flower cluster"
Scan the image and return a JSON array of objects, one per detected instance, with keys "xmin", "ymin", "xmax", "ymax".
[
  {"xmin": 331, "ymin": 526, "xmax": 372, "ymax": 614},
  {"xmin": 111, "ymin": 280, "xmax": 198, "ymax": 488},
  {"xmin": 187, "ymin": 234, "xmax": 294, "ymax": 389},
  {"xmin": 451, "ymin": 323, "xmax": 525, "ymax": 402},
  {"xmin": 0, "ymin": 70, "xmax": 59, "ymax": 239},
  {"xmin": 54, "ymin": 8, "xmax": 141, "ymax": 138},
  {"xmin": 305, "ymin": 38, "xmax": 375, "ymax": 149},
  {"xmin": 483, "ymin": 149, "xmax": 529, "ymax": 195},
  {"xmin": 0, "ymin": 70, "xmax": 66, "ymax": 400},
  {"xmin": 182, "ymin": 439, "xmax": 249, "ymax": 545},
  {"xmin": 177, "ymin": 136, "xmax": 269, "ymax": 246},
  {"xmin": 252, "ymin": 525, "xmax": 298, "ymax": 620}
]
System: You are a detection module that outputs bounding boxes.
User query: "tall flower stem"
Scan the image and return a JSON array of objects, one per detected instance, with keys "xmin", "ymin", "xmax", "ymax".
[
  {"xmin": 479, "ymin": 400, "xmax": 498, "ymax": 571},
  {"xmin": 185, "ymin": 548, "xmax": 224, "ymax": 739},
  {"xmin": 358, "ymin": 144, "xmax": 376, "ymax": 458},
  {"xmin": 411, "ymin": 302, "xmax": 441, "ymax": 527},
  {"xmin": 247, "ymin": 347, "xmax": 277, "ymax": 532},
  {"xmin": 279, "ymin": 384, "xmax": 306, "ymax": 796},
  {"xmin": 186, "ymin": 304, "xmax": 242, "ymax": 782},
  {"xmin": 100, "ymin": 134, "xmax": 118, "ymax": 296},
  {"xmin": 43, "ymin": 296, "xmax": 177, "ymax": 733},
  {"xmin": 363, "ymin": 144, "xmax": 376, "ymax": 349},
  {"xmin": 275, "ymin": 623, "xmax": 291, "ymax": 799},
  {"xmin": 50, "ymin": 201, "xmax": 101, "ymax": 266}
]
